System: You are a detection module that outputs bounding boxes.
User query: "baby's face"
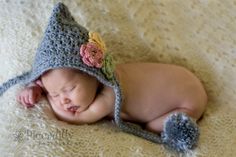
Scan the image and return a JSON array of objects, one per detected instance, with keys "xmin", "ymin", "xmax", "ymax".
[{"xmin": 41, "ymin": 68, "xmax": 98, "ymax": 116}]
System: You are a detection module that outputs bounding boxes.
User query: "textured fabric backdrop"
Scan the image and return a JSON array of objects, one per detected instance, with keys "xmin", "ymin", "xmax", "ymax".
[{"xmin": 0, "ymin": 0, "xmax": 236, "ymax": 156}]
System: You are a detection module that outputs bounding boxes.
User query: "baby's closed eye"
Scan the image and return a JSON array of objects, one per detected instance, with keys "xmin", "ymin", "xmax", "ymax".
[
  {"xmin": 50, "ymin": 94, "xmax": 59, "ymax": 98},
  {"xmin": 64, "ymin": 86, "xmax": 75, "ymax": 92}
]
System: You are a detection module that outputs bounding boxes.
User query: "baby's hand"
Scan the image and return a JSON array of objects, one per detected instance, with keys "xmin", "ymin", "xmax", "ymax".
[{"xmin": 17, "ymin": 84, "xmax": 43, "ymax": 108}]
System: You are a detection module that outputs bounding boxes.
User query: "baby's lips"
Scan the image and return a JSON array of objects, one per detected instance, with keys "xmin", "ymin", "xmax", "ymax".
[{"xmin": 67, "ymin": 106, "xmax": 80, "ymax": 112}]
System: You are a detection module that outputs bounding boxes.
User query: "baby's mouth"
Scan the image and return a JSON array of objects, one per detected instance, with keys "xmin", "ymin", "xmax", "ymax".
[{"xmin": 67, "ymin": 106, "xmax": 80, "ymax": 112}]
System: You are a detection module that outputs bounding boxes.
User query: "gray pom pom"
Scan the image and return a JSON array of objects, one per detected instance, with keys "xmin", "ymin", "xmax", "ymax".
[{"xmin": 161, "ymin": 113, "xmax": 199, "ymax": 153}]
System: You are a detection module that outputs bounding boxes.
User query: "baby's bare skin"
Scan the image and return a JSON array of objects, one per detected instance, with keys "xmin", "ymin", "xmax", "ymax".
[
  {"xmin": 17, "ymin": 63, "xmax": 207, "ymax": 133},
  {"xmin": 114, "ymin": 63, "xmax": 207, "ymax": 132}
]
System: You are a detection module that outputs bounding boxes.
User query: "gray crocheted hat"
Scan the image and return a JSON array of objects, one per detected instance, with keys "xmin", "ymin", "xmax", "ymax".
[{"xmin": 0, "ymin": 2, "xmax": 199, "ymax": 153}]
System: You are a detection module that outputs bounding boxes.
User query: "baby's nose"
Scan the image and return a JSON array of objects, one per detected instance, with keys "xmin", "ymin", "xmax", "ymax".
[{"xmin": 60, "ymin": 97, "xmax": 71, "ymax": 104}]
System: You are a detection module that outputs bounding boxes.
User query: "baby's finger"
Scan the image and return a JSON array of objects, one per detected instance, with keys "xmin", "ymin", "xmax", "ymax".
[
  {"xmin": 21, "ymin": 97, "xmax": 29, "ymax": 107},
  {"xmin": 23, "ymin": 97, "xmax": 34, "ymax": 108},
  {"xmin": 25, "ymin": 94, "xmax": 31, "ymax": 105},
  {"xmin": 19, "ymin": 96, "xmax": 25, "ymax": 106},
  {"xmin": 23, "ymin": 95, "xmax": 30, "ymax": 106},
  {"xmin": 29, "ymin": 93, "xmax": 35, "ymax": 104},
  {"xmin": 17, "ymin": 93, "xmax": 24, "ymax": 102},
  {"xmin": 17, "ymin": 95, "xmax": 23, "ymax": 105}
]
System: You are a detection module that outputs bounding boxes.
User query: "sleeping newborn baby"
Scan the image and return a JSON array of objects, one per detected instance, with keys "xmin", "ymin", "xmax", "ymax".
[
  {"xmin": 17, "ymin": 63, "xmax": 207, "ymax": 133},
  {"xmin": 0, "ymin": 3, "xmax": 207, "ymax": 152}
]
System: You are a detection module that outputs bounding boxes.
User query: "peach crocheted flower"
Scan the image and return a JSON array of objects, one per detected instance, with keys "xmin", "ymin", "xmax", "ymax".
[
  {"xmin": 80, "ymin": 42, "xmax": 103, "ymax": 68},
  {"xmin": 89, "ymin": 32, "xmax": 106, "ymax": 52}
]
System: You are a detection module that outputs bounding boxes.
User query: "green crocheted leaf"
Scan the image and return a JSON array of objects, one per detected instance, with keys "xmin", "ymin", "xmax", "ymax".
[{"xmin": 102, "ymin": 53, "xmax": 115, "ymax": 81}]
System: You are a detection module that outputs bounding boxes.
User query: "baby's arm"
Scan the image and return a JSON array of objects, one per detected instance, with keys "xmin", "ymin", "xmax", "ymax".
[
  {"xmin": 17, "ymin": 80, "xmax": 44, "ymax": 108},
  {"xmin": 73, "ymin": 93, "xmax": 113, "ymax": 124}
]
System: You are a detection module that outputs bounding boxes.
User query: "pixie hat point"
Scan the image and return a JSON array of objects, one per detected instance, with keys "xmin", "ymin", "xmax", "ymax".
[{"xmin": 0, "ymin": 2, "xmax": 199, "ymax": 153}]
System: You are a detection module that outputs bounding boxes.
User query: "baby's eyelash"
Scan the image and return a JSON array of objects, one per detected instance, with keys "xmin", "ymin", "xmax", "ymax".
[
  {"xmin": 65, "ymin": 86, "xmax": 75, "ymax": 92},
  {"xmin": 50, "ymin": 94, "xmax": 59, "ymax": 98},
  {"xmin": 49, "ymin": 86, "xmax": 75, "ymax": 97}
]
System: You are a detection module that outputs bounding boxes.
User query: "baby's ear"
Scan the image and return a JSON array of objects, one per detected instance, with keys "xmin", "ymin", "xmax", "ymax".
[{"xmin": 35, "ymin": 79, "xmax": 44, "ymax": 88}]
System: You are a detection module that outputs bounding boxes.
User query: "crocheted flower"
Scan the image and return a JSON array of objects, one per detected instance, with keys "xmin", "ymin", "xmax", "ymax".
[
  {"xmin": 89, "ymin": 32, "xmax": 106, "ymax": 52},
  {"xmin": 80, "ymin": 32, "xmax": 115, "ymax": 80},
  {"xmin": 102, "ymin": 53, "xmax": 115, "ymax": 80},
  {"xmin": 80, "ymin": 42, "xmax": 103, "ymax": 68}
]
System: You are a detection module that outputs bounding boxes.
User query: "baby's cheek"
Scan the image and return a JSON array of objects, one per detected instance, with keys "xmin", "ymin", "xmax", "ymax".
[
  {"xmin": 50, "ymin": 97, "xmax": 61, "ymax": 105},
  {"xmin": 53, "ymin": 101, "xmax": 64, "ymax": 110},
  {"xmin": 71, "ymin": 92, "xmax": 82, "ymax": 103},
  {"xmin": 48, "ymin": 97, "xmax": 60, "ymax": 110},
  {"xmin": 50, "ymin": 102, "xmax": 72, "ymax": 119}
]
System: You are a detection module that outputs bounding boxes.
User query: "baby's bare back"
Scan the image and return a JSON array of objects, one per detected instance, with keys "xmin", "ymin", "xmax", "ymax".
[{"xmin": 115, "ymin": 63, "xmax": 207, "ymax": 123}]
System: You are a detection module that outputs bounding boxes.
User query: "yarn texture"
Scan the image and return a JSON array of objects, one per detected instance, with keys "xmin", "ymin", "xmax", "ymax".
[{"xmin": 161, "ymin": 113, "xmax": 199, "ymax": 153}]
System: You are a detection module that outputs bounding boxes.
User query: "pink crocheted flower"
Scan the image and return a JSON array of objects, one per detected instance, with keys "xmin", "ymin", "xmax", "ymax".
[{"xmin": 80, "ymin": 42, "xmax": 103, "ymax": 68}]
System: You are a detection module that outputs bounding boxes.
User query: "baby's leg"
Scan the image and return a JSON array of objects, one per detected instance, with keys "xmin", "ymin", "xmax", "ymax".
[{"xmin": 145, "ymin": 108, "xmax": 199, "ymax": 133}]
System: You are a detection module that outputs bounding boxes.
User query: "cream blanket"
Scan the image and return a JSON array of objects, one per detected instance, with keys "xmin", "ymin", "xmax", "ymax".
[{"xmin": 0, "ymin": 0, "xmax": 236, "ymax": 156}]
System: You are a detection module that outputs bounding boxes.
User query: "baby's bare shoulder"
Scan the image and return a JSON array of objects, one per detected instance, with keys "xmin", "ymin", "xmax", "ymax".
[
  {"xmin": 89, "ymin": 85, "xmax": 115, "ymax": 114},
  {"xmin": 98, "ymin": 85, "xmax": 115, "ymax": 107}
]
